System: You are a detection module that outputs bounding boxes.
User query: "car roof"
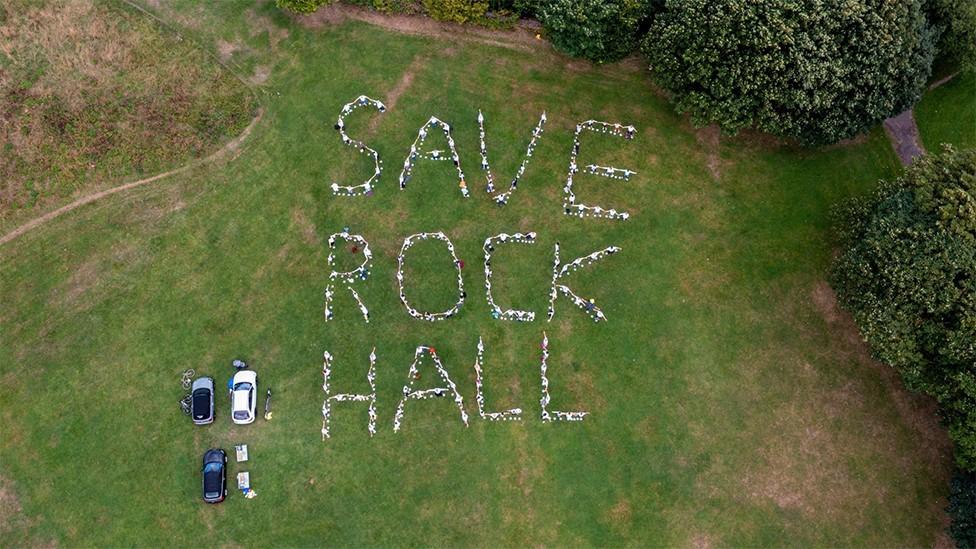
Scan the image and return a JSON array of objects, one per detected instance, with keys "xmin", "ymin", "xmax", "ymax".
[{"xmin": 232, "ymin": 390, "xmax": 251, "ymax": 411}]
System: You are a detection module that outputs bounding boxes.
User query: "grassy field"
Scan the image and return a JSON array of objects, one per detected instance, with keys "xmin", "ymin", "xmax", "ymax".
[
  {"xmin": 916, "ymin": 71, "xmax": 976, "ymax": 150},
  {"xmin": 0, "ymin": 0, "xmax": 255, "ymax": 234},
  {"xmin": 0, "ymin": 1, "xmax": 963, "ymax": 546}
]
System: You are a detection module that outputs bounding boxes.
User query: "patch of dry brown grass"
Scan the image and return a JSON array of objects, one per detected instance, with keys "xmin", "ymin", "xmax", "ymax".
[
  {"xmin": 0, "ymin": 475, "xmax": 24, "ymax": 535},
  {"xmin": 604, "ymin": 497, "xmax": 632, "ymax": 530},
  {"xmin": 249, "ymin": 64, "xmax": 271, "ymax": 85},
  {"xmin": 290, "ymin": 206, "xmax": 320, "ymax": 247},
  {"xmin": 694, "ymin": 125, "xmax": 722, "ymax": 182},
  {"xmin": 245, "ymin": 7, "xmax": 289, "ymax": 49},
  {"xmin": 216, "ymin": 39, "xmax": 243, "ymax": 63},
  {"xmin": 0, "ymin": 0, "xmax": 253, "ymax": 231},
  {"xmin": 662, "ymin": 273, "xmax": 952, "ymax": 542},
  {"xmin": 48, "ymin": 239, "xmax": 145, "ymax": 312},
  {"xmin": 725, "ymin": 280, "xmax": 953, "ymax": 529},
  {"xmin": 808, "ymin": 279, "xmax": 950, "ymax": 461}
]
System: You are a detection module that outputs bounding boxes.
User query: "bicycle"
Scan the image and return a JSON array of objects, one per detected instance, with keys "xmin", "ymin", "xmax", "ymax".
[
  {"xmin": 179, "ymin": 394, "xmax": 192, "ymax": 415},
  {"xmin": 181, "ymin": 368, "xmax": 195, "ymax": 390},
  {"xmin": 179, "ymin": 369, "xmax": 195, "ymax": 415}
]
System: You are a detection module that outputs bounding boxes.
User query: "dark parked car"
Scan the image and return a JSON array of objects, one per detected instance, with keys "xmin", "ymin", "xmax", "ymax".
[
  {"xmin": 201, "ymin": 448, "xmax": 227, "ymax": 503},
  {"xmin": 191, "ymin": 377, "xmax": 215, "ymax": 425}
]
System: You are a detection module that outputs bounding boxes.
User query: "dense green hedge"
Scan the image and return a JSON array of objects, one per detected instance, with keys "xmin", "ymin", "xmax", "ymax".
[
  {"xmin": 422, "ymin": 0, "xmax": 488, "ymax": 23},
  {"xmin": 642, "ymin": 0, "xmax": 938, "ymax": 145},
  {"xmin": 538, "ymin": 0, "xmax": 648, "ymax": 63},
  {"xmin": 284, "ymin": 0, "xmax": 516, "ymax": 27},
  {"xmin": 832, "ymin": 147, "xmax": 976, "ymax": 471},
  {"xmin": 929, "ymin": 0, "xmax": 976, "ymax": 72},
  {"xmin": 510, "ymin": 0, "xmax": 544, "ymax": 16}
]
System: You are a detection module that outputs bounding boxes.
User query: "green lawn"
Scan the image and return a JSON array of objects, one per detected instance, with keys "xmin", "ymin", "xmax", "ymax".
[
  {"xmin": 916, "ymin": 71, "xmax": 976, "ymax": 150},
  {"xmin": 0, "ymin": 1, "xmax": 954, "ymax": 546}
]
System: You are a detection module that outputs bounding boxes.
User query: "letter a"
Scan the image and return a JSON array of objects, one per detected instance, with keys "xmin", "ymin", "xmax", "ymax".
[
  {"xmin": 399, "ymin": 117, "xmax": 468, "ymax": 197},
  {"xmin": 393, "ymin": 346, "xmax": 469, "ymax": 432}
]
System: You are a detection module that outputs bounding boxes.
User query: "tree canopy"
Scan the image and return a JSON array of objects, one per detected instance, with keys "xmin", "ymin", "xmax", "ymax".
[
  {"xmin": 642, "ymin": 0, "xmax": 938, "ymax": 145},
  {"xmin": 929, "ymin": 0, "xmax": 976, "ymax": 72},
  {"xmin": 539, "ymin": 0, "xmax": 649, "ymax": 63}
]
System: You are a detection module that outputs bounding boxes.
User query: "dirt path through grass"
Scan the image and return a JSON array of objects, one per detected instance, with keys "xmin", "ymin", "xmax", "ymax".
[
  {"xmin": 298, "ymin": 3, "xmax": 546, "ymax": 53},
  {"xmin": 0, "ymin": 108, "xmax": 264, "ymax": 247},
  {"xmin": 929, "ymin": 71, "xmax": 961, "ymax": 90}
]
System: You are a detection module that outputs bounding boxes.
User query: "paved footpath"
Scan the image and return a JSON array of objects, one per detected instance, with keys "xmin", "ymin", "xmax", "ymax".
[
  {"xmin": 883, "ymin": 109, "xmax": 926, "ymax": 166},
  {"xmin": 879, "ymin": 72, "xmax": 962, "ymax": 167}
]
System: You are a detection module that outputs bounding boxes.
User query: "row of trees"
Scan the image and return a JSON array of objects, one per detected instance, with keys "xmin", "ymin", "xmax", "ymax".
[
  {"xmin": 534, "ymin": 0, "xmax": 971, "ymax": 145},
  {"xmin": 279, "ymin": 0, "xmax": 974, "ymax": 146},
  {"xmin": 534, "ymin": 0, "xmax": 975, "ymax": 69}
]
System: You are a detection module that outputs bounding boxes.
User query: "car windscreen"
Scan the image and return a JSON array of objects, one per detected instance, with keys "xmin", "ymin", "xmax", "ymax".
[{"xmin": 233, "ymin": 410, "xmax": 250, "ymax": 420}]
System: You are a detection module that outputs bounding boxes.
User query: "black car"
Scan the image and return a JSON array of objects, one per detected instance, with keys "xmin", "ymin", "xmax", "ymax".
[
  {"xmin": 191, "ymin": 377, "xmax": 215, "ymax": 425},
  {"xmin": 201, "ymin": 448, "xmax": 227, "ymax": 503}
]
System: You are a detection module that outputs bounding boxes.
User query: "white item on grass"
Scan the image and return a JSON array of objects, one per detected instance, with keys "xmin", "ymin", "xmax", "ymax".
[{"xmin": 237, "ymin": 472, "xmax": 250, "ymax": 490}]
